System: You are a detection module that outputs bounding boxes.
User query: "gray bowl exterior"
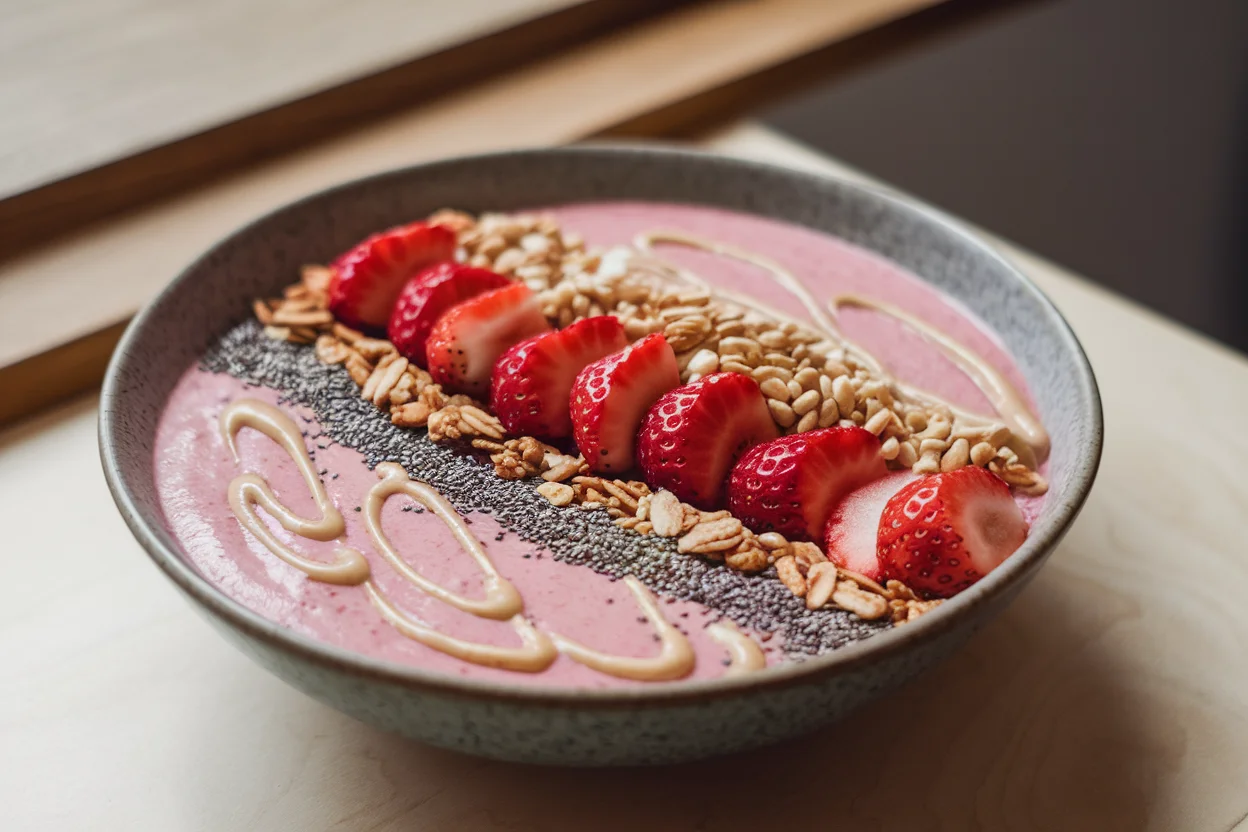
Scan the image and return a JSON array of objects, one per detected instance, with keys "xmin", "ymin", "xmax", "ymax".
[{"xmin": 100, "ymin": 146, "xmax": 1101, "ymax": 765}]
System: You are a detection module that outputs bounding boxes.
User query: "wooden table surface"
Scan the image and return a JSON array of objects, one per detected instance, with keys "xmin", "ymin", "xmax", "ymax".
[{"xmin": 2, "ymin": 122, "xmax": 1246, "ymax": 830}]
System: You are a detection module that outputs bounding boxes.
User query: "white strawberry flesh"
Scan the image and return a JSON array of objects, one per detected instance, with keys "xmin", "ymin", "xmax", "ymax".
[{"xmin": 824, "ymin": 471, "xmax": 919, "ymax": 580}]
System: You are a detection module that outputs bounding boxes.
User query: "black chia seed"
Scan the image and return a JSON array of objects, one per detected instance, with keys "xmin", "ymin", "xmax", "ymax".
[{"xmin": 200, "ymin": 320, "xmax": 889, "ymax": 658}]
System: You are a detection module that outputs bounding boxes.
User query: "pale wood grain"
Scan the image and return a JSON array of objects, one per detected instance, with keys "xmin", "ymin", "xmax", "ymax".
[
  {"xmin": 1, "ymin": 125, "xmax": 1246, "ymax": 829},
  {"xmin": 0, "ymin": 0, "xmax": 578, "ymax": 197},
  {"xmin": 0, "ymin": 0, "xmax": 690, "ymax": 259},
  {"xmin": 0, "ymin": 0, "xmax": 940, "ymax": 374}
]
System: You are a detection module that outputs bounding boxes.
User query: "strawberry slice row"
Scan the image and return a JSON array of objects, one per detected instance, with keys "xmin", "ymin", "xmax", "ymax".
[
  {"xmin": 325, "ymin": 221, "xmax": 1027, "ymax": 601},
  {"xmin": 728, "ymin": 426, "xmax": 886, "ymax": 541},
  {"xmin": 389, "ymin": 262, "xmax": 511, "ymax": 367},
  {"xmin": 492, "ymin": 317, "xmax": 629, "ymax": 437},
  {"xmin": 726, "ymin": 424, "xmax": 1027, "ymax": 597},
  {"xmin": 875, "ymin": 466, "xmax": 1027, "ymax": 597},
  {"xmin": 425, "ymin": 283, "xmax": 551, "ymax": 398},
  {"xmin": 328, "ymin": 221, "xmax": 456, "ymax": 331},
  {"xmin": 636, "ymin": 373, "xmax": 778, "ymax": 509},
  {"xmin": 570, "ymin": 334, "xmax": 681, "ymax": 471}
]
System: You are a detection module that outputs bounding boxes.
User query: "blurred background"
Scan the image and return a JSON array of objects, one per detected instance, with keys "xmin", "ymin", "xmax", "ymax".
[{"xmin": 764, "ymin": 0, "xmax": 1248, "ymax": 352}]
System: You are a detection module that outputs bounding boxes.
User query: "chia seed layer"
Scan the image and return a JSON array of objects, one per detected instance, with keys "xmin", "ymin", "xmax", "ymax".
[{"xmin": 202, "ymin": 320, "xmax": 889, "ymax": 657}]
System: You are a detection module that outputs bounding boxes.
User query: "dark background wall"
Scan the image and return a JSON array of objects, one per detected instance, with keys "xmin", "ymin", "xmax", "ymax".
[{"xmin": 763, "ymin": 0, "xmax": 1248, "ymax": 353}]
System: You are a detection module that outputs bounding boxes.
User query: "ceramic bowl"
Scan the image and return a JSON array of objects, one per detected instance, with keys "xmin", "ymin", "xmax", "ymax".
[{"xmin": 100, "ymin": 145, "xmax": 1102, "ymax": 765}]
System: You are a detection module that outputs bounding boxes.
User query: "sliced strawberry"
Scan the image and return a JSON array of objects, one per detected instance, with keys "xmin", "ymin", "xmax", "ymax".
[
  {"xmin": 727, "ymin": 426, "xmax": 886, "ymax": 541},
  {"xmin": 570, "ymin": 334, "xmax": 679, "ymax": 474},
  {"xmin": 490, "ymin": 316, "xmax": 628, "ymax": 438},
  {"xmin": 388, "ymin": 263, "xmax": 511, "ymax": 368},
  {"xmin": 823, "ymin": 471, "xmax": 919, "ymax": 581},
  {"xmin": 877, "ymin": 467, "xmax": 1028, "ymax": 598},
  {"xmin": 637, "ymin": 373, "xmax": 778, "ymax": 509},
  {"xmin": 327, "ymin": 221, "xmax": 456, "ymax": 330},
  {"xmin": 425, "ymin": 283, "xmax": 551, "ymax": 398}
]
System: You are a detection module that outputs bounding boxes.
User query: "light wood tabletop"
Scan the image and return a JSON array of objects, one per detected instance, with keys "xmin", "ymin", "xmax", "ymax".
[{"xmin": 2, "ymin": 122, "xmax": 1246, "ymax": 830}]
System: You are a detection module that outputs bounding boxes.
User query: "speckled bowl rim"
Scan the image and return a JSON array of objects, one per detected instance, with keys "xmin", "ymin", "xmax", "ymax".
[{"xmin": 100, "ymin": 144, "xmax": 1102, "ymax": 709}]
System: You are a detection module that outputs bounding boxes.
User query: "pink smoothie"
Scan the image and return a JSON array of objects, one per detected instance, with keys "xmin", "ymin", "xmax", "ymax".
[
  {"xmin": 157, "ymin": 374, "xmax": 771, "ymax": 688},
  {"xmin": 154, "ymin": 200, "xmax": 1045, "ymax": 689}
]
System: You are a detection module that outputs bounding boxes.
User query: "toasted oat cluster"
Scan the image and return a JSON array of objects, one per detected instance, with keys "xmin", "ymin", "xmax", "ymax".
[{"xmin": 252, "ymin": 208, "xmax": 1048, "ymax": 624}]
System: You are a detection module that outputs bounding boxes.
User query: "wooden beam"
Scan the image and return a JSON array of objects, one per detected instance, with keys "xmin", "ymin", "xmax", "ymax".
[{"xmin": 0, "ymin": 320, "xmax": 128, "ymax": 427}]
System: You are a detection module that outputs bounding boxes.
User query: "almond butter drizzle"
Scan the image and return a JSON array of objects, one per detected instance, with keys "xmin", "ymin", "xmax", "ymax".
[
  {"xmin": 365, "ymin": 586, "xmax": 558, "ymax": 673},
  {"xmin": 358, "ymin": 462, "xmax": 558, "ymax": 672},
  {"xmin": 219, "ymin": 400, "xmax": 715, "ymax": 680},
  {"xmin": 706, "ymin": 620, "xmax": 767, "ymax": 676},
  {"xmin": 832, "ymin": 294, "xmax": 1049, "ymax": 463},
  {"xmin": 548, "ymin": 576, "xmax": 697, "ymax": 681},
  {"xmin": 632, "ymin": 230, "xmax": 1051, "ymax": 461},
  {"xmin": 220, "ymin": 399, "xmax": 371, "ymax": 585},
  {"xmin": 362, "ymin": 462, "xmax": 522, "ymax": 620}
]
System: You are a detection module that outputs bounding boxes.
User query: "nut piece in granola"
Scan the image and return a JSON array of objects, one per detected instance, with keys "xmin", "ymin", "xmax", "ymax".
[
  {"xmin": 831, "ymin": 580, "xmax": 890, "ymax": 620},
  {"xmin": 648, "ymin": 490, "xmax": 685, "ymax": 538},
  {"xmin": 542, "ymin": 453, "xmax": 585, "ymax": 483},
  {"xmin": 427, "ymin": 405, "xmax": 505, "ymax": 443},
  {"xmin": 805, "ymin": 562, "xmax": 839, "ymax": 610},
  {"xmin": 677, "ymin": 518, "xmax": 745, "ymax": 554},
  {"xmin": 891, "ymin": 597, "xmax": 943, "ymax": 625},
  {"xmin": 725, "ymin": 543, "xmax": 769, "ymax": 572},
  {"xmin": 536, "ymin": 481, "xmax": 575, "ymax": 507},
  {"xmin": 391, "ymin": 401, "xmax": 432, "ymax": 428},
  {"xmin": 775, "ymin": 555, "xmax": 807, "ymax": 598}
]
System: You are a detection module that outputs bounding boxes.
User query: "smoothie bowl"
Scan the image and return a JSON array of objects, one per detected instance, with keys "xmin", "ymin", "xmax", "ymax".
[{"xmin": 100, "ymin": 146, "xmax": 1101, "ymax": 764}]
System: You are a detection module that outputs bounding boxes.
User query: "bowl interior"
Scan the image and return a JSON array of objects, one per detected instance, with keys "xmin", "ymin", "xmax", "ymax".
[{"xmin": 101, "ymin": 145, "xmax": 1101, "ymax": 700}]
